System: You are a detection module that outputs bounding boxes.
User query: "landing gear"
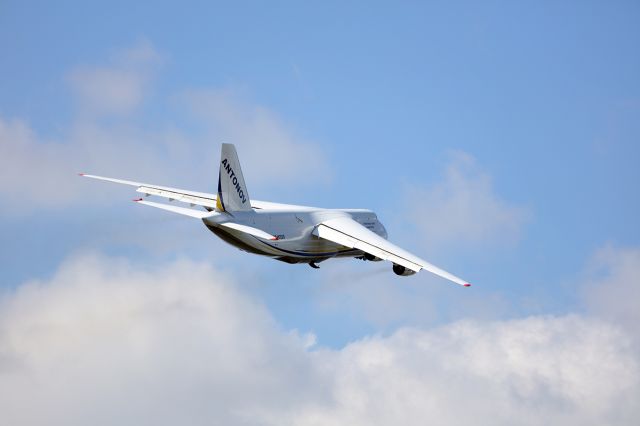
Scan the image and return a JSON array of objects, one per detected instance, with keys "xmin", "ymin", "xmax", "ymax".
[{"xmin": 309, "ymin": 262, "xmax": 320, "ymax": 269}]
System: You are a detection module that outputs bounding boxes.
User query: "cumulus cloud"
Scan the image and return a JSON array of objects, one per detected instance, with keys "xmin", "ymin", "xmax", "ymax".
[
  {"xmin": 1, "ymin": 253, "xmax": 638, "ymax": 425},
  {"xmin": 0, "ymin": 41, "xmax": 331, "ymax": 211},
  {"xmin": 182, "ymin": 89, "xmax": 332, "ymax": 188},
  {"xmin": 583, "ymin": 244, "xmax": 640, "ymax": 340},
  {"xmin": 0, "ymin": 254, "xmax": 324, "ymax": 426},
  {"xmin": 305, "ymin": 316, "xmax": 638, "ymax": 426},
  {"xmin": 404, "ymin": 152, "xmax": 530, "ymax": 252},
  {"xmin": 0, "ymin": 41, "xmax": 175, "ymax": 211},
  {"xmin": 0, "ymin": 116, "xmax": 175, "ymax": 210}
]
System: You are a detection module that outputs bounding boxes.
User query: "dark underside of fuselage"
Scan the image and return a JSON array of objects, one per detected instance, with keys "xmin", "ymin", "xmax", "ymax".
[{"xmin": 205, "ymin": 224, "xmax": 334, "ymax": 264}]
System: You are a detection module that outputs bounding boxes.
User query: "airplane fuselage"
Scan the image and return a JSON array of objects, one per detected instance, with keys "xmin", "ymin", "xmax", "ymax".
[
  {"xmin": 204, "ymin": 208, "xmax": 387, "ymax": 265},
  {"xmin": 80, "ymin": 142, "xmax": 471, "ymax": 286}
]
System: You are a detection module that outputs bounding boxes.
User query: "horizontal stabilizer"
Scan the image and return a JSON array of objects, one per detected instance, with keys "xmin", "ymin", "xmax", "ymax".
[
  {"xmin": 217, "ymin": 222, "xmax": 278, "ymax": 240},
  {"xmin": 134, "ymin": 199, "xmax": 215, "ymax": 219},
  {"xmin": 133, "ymin": 200, "xmax": 275, "ymax": 239}
]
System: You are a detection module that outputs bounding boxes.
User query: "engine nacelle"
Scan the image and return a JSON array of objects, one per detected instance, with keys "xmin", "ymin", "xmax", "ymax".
[
  {"xmin": 392, "ymin": 263, "xmax": 416, "ymax": 276},
  {"xmin": 364, "ymin": 252, "xmax": 382, "ymax": 262}
]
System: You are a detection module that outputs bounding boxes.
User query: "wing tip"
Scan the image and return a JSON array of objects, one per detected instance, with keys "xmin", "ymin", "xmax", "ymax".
[
  {"xmin": 133, "ymin": 198, "xmax": 143, "ymax": 202},
  {"xmin": 463, "ymin": 283, "xmax": 471, "ymax": 287},
  {"xmin": 78, "ymin": 173, "xmax": 85, "ymax": 176}
]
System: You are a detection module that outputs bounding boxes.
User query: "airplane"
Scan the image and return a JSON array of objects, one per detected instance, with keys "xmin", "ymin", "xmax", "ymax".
[{"xmin": 80, "ymin": 143, "xmax": 470, "ymax": 287}]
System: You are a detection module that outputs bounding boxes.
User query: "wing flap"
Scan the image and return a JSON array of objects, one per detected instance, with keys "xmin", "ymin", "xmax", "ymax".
[
  {"xmin": 314, "ymin": 220, "xmax": 422, "ymax": 272},
  {"xmin": 81, "ymin": 174, "xmax": 218, "ymax": 208},
  {"xmin": 314, "ymin": 216, "xmax": 470, "ymax": 287},
  {"xmin": 137, "ymin": 186, "xmax": 217, "ymax": 208}
]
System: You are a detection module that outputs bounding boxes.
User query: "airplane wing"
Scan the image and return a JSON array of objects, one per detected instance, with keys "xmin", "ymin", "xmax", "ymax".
[
  {"xmin": 79, "ymin": 173, "xmax": 315, "ymax": 211},
  {"xmin": 80, "ymin": 174, "xmax": 219, "ymax": 209},
  {"xmin": 313, "ymin": 216, "xmax": 470, "ymax": 287}
]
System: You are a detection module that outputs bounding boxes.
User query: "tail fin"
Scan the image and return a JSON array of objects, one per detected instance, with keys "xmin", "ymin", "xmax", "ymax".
[{"xmin": 216, "ymin": 143, "xmax": 252, "ymax": 212}]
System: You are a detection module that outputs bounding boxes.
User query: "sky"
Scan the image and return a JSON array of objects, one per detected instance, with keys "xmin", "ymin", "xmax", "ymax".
[{"xmin": 1, "ymin": 1, "xmax": 639, "ymax": 424}]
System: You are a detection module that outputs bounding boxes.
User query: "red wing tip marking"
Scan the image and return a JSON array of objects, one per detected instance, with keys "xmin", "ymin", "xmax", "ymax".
[
  {"xmin": 133, "ymin": 198, "xmax": 143, "ymax": 202},
  {"xmin": 463, "ymin": 283, "xmax": 471, "ymax": 287},
  {"xmin": 270, "ymin": 237, "xmax": 279, "ymax": 240},
  {"xmin": 78, "ymin": 173, "xmax": 85, "ymax": 176}
]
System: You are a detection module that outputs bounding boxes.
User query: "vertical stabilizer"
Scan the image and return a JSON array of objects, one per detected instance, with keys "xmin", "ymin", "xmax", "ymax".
[{"xmin": 216, "ymin": 143, "xmax": 252, "ymax": 212}]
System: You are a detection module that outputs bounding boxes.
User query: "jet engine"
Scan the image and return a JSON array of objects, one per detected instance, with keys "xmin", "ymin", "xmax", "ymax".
[
  {"xmin": 364, "ymin": 252, "xmax": 382, "ymax": 262},
  {"xmin": 392, "ymin": 263, "xmax": 416, "ymax": 276}
]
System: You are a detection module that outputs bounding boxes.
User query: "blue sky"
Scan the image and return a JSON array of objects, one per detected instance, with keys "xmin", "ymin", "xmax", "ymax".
[{"xmin": 1, "ymin": 2, "xmax": 639, "ymax": 424}]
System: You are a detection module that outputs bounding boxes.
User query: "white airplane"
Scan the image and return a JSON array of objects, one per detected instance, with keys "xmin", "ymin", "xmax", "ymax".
[{"xmin": 81, "ymin": 143, "xmax": 470, "ymax": 287}]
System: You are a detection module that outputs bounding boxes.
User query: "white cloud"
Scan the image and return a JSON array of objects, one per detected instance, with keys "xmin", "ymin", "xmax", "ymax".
[
  {"xmin": 583, "ymin": 245, "xmax": 640, "ymax": 340},
  {"xmin": 0, "ymin": 41, "xmax": 175, "ymax": 211},
  {"xmin": 182, "ymin": 89, "xmax": 332, "ymax": 188},
  {"xmin": 0, "ymin": 254, "xmax": 324, "ymax": 426},
  {"xmin": 0, "ymin": 115, "xmax": 183, "ymax": 211},
  {"xmin": 0, "ymin": 42, "xmax": 331, "ymax": 212},
  {"xmin": 404, "ymin": 152, "xmax": 530, "ymax": 252},
  {"xmin": 0, "ymin": 253, "xmax": 638, "ymax": 425},
  {"xmin": 304, "ymin": 316, "xmax": 638, "ymax": 426},
  {"xmin": 67, "ymin": 39, "xmax": 162, "ymax": 116}
]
